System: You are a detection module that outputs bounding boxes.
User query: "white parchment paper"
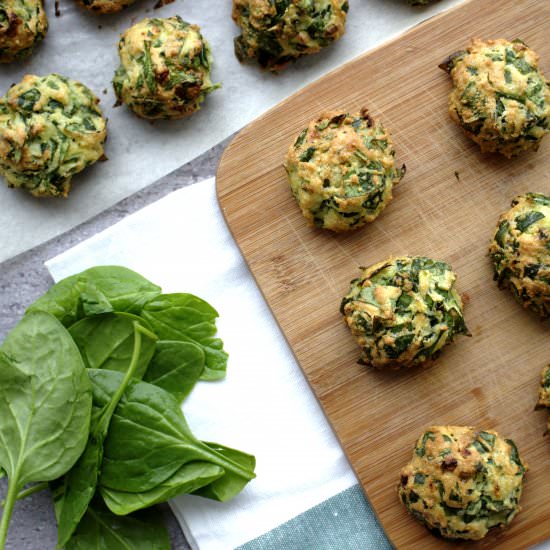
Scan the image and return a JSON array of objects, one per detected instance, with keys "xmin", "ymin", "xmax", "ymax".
[{"xmin": 0, "ymin": 0, "xmax": 463, "ymax": 262}]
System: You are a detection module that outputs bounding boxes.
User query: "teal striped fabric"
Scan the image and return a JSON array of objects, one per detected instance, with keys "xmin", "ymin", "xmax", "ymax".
[{"xmin": 237, "ymin": 485, "xmax": 393, "ymax": 550}]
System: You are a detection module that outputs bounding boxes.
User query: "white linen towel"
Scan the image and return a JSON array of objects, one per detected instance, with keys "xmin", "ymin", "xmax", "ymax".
[{"xmin": 46, "ymin": 178, "xmax": 358, "ymax": 550}]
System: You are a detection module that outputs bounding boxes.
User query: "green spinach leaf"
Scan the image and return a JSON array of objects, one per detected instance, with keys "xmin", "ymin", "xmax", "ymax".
[
  {"xmin": 191, "ymin": 442, "xmax": 257, "ymax": 502},
  {"xmin": 143, "ymin": 340, "xmax": 205, "ymax": 402},
  {"xmin": 55, "ymin": 322, "xmax": 154, "ymax": 549},
  {"xmin": 141, "ymin": 293, "xmax": 228, "ymax": 381},
  {"xmin": 69, "ymin": 313, "xmax": 158, "ymax": 379},
  {"xmin": 64, "ymin": 498, "xmax": 170, "ymax": 550},
  {"xmin": 27, "ymin": 266, "xmax": 161, "ymax": 326},
  {"xmin": 101, "ymin": 461, "xmax": 224, "ymax": 515},
  {"xmin": 88, "ymin": 370, "xmax": 255, "ymax": 495},
  {"xmin": 0, "ymin": 312, "xmax": 92, "ymax": 547}
]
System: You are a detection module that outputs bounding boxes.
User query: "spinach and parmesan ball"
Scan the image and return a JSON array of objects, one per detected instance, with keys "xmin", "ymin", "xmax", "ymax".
[
  {"xmin": 113, "ymin": 17, "xmax": 219, "ymax": 120},
  {"xmin": 399, "ymin": 426, "xmax": 527, "ymax": 540},
  {"xmin": 284, "ymin": 109, "xmax": 405, "ymax": 232},
  {"xmin": 340, "ymin": 256, "xmax": 469, "ymax": 370},
  {"xmin": 535, "ymin": 364, "xmax": 550, "ymax": 435},
  {"xmin": 0, "ymin": 74, "xmax": 107, "ymax": 198},
  {"xmin": 0, "ymin": 0, "xmax": 47, "ymax": 63},
  {"xmin": 440, "ymin": 38, "xmax": 550, "ymax": 158},
  {"xmin": 489, "ymin": 193, "xmax": 549, "ymax": 318},
  {"xmin": 77, "ymin": 0, "xmax": 136, "ymax": 15},
  {"xmin": 232, "ymin": 0, "xmax": 348, "ymax": 71}
]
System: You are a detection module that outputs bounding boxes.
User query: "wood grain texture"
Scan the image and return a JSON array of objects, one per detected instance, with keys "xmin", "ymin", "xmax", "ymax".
[{"xmin": 217, "ymin": 0, "xmax": 550, "ymax": 548}]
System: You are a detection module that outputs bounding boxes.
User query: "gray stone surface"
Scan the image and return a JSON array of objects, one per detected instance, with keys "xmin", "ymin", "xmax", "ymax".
[{"xmin": 0, "ymin": 137, "xmax": 230, "ymax": 550}]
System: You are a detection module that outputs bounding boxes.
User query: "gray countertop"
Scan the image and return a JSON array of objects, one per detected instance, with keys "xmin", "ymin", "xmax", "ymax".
[{"xmin": 0, "ymin": 137, "xmax": 230, "ymax": 550}]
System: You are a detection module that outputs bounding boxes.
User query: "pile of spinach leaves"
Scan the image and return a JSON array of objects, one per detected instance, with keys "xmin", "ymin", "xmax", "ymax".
[{"xmin": 0, "ymin": 266, "xmax": 255, "ymax": 549}]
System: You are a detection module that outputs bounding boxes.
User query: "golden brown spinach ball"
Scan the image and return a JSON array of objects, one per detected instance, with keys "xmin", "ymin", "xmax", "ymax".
[
  {"xmin": 77, "ymin": 0, "xmax": 136, "ymax": 14},
  {"xmin": 284, "ymin": 109, "xmax": 405, "ymax": 232},
  {"xmin": 0, "ymin": 74, "xmax": 107, "ymax": 198},
  {"xmin": 113, "ymin": 17, "xmax": 219, "ymax": 120},
  {"xmin": 489, "ymin": 193, "xmax": 549, "ymax": 318},
  {"xmin": 535, "ymin": 364, "xmax": 550, "ymax": 435},
  {"xmin": 0, "ymin": 0, "xmax": 47, "ymax": 63},
  {"xmin": 340, "ymin": 256, "xmax": 469, "ymax": 370},
  {"xmin": 232, "ymin": 0, "xmax": 348, "ymax": 71},
  {"xmin": 441, "ymin": 38, "xmax": 550, "ymax": 157},
  {"xmin": 399, "ymin": 426, "xmax": 527, "ymax": 540}
]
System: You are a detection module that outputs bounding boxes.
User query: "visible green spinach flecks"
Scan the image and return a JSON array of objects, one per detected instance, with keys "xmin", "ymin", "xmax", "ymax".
[
  {"xmin": 495, "ymin": 220, "xmax": 510, "ymax": 247},
  {"xmin": 415, "ymin": 431, "xmax": 436, "ymax": 457},
  {"xmin": 142, "ymin": 41, "xmax": 156, "ymax": 95},
  {"xmin": 101, "ymin": 461, "xmax": 224, "ymax": 515},
  {"xmin": 0, "ymin": 312, "xmax": 92, "ymax": 548},
  {"xmin": 477, "ymin": 431, "xmax": 496, "ymax": 451},
  {"xmin": 414, "ymin": 473, "xmax": 425, "ymax": 485},
  {"xmin": 141, "ymin": 293, "xmax": 228, "ymax": 381},
  {"xmin": 143, "ymin": 340, "xmax": 205, "ymax": 402},
  {"xmin": 64, "ymin": 498, "xmax": 170, "ymax": 550},
  {"xmin": 505, "ymin": 439, "xmax": 525, "ymax": 472},
  {"xmin": 17, "ymin": 88, "xmax": 41, "ymax": 111},
  {"xmin": 299, "ymin": 146, "xmax": 316, "ymax": 162},
  {"xmin": 89, "ymin": 370, "xmax": 255, "ymax": 496},
  {"xmin": 27, "ymin": 265, "xmax": 162, "ymax": 326},
  {"xmin": 341, "ymin": 256, "xmax": 468, "ymax": 369},
  {"xmin": 69, "ymin": 312, "xmax": 158, "ymax": 380},
  {"xmin": 294, "ymin": 128, "xmax": 307, "ymax": 148},
  {"xmin": 515, "ymin": 211, "xmax": 544, "ymax": 232},
  {"xmin": 55, "ymin": 322, "xmax": 153, "ymax": 549}
]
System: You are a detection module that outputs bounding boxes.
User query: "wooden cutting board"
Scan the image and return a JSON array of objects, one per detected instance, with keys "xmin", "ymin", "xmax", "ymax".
[{"xmin": 216, "ymin": 0, "xmax": 550, "ymax": 548}]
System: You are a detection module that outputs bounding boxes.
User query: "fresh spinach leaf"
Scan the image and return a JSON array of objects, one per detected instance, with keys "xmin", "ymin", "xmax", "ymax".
[
  {"xmin": 191, "ymin": 442, "xmax": 257, "ymax": 502},
  {"xmin": 56, "ymin": 322, "xmax": 154, "ymax": 549},
  {"xmin": 101, "ymin": 461, "xmax": 224, "ymax": 515},
  {"xmin": 54, "ymin": 442, "xmax": 103, "ymax": 550},
  {"xmin": 69, "ymin": 313, "xmax": 158, "ymax": 380},
  {"xmin": 27, "ymin": 266, "xmax": 162, "ymax": 326},
  {"xmin": 64, "ymin": 498, "xmax": 170, "ymax": 550},
  {"xmin": 141, "ymin": 294, "xmax": 228, "ymax": 381},
  {"xmin": 143, "ymin": 340, "xmax": 205, "ymax": 402},
  {"xmin": 0, "ymin": 312, "xmax": 92, "ymax": 547},
  {"xmin": 88, "ymin": 370, "xmax": 255, "ymax": 495},
  {"xmin": 77, "ymin": 283, "xmax": 115, "ymax": 317},
  {"xmin": 101, "ymin": 443, "xmax": 256, "ymax": 514}
]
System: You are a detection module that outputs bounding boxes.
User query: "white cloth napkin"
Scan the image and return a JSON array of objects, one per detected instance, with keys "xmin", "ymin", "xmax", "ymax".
[{"xmin": 46, "ymin": 178, "xmax": 358, "ymax": 550}]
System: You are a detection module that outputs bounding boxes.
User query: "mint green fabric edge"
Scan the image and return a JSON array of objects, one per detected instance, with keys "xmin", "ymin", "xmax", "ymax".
[{"xmin": 236, "ymin": 484, "xmax": 393, "ymax": 550}]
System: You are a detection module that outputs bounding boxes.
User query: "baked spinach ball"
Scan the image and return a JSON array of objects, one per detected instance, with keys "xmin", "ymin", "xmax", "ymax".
[
  {"xmin": 399, "ymin": 426, "xmax": 527, "ymax": 540},
  {"xmin": 441, "ymin": 38, "xmax": 550, "ymax": 157},
  {"xmin": 284, "ymin": 109, "xmax": 405, "ymax": 232},
  {"xmin": 113, "ymin": 17, "xmax": 219, "ymax": 120},
  {"xmin": 0, "ymin": 74, "xmax": 107, "ymax": 198},
  {"xmin": 340, "ymin": 256, "xmax": 468, "ymax": 369},
  {"xmin": 232, "ymin": 0, "xmax": 348, "ymax": 71},
  {"xmin": 535, "ymin": 364, "xmax": 550, "ymax": 435},
  {"xmin": 489, "ymin": 193, "xmax": 549, "ymax": 318},
  {"xmin": 0, "ymin": 0, "xmax": 47, "ymax": 63},
  {"xmin": 77, "ymin": 0, "xmax": 136, "ymax": 14}
]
